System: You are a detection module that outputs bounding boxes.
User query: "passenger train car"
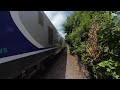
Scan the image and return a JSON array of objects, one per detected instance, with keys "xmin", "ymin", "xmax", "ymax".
[{"xmin": 0, "ymin": 11, "xmax": 65, "ymax": 79}]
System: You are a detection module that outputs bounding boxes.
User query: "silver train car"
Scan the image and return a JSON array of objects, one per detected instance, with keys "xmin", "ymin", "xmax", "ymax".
[{"xmin": 0, "ymin": 11, "xmax": 65, "ymax": 79}]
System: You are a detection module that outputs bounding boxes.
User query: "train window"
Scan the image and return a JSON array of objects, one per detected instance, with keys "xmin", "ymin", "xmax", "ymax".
[
  {"xmin": 38, "ymin": 12, "xmax": 44, "ymax": 25},
  {"xmin": 48, "ymin": 27, "xmax": 53, "ymax": 44}
]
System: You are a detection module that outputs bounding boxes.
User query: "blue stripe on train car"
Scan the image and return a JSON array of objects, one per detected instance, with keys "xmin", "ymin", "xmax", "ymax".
[{"xmin": 0, "ymin": 11, "xmax": 42, "ymax": 58}]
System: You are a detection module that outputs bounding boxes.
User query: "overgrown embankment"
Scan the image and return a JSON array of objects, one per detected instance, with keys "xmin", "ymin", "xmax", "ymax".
[{"xmin": 63, "ymin": 11, "xmax": 120, "ymax": 79}]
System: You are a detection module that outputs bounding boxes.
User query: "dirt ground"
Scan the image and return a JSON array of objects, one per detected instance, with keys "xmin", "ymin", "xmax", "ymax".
[{"xmin": 31, "ymin": 47, "xmax": 89, "ymax": 79}]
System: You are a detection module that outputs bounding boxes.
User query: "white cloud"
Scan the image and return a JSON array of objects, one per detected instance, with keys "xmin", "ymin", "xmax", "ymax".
[
  {"xmin": 44, "ymin": 11, "xmax": 67, "ymax": 38},
  {"xmin": 112, "ymin": 13, "xmax": 117, "ymax": 17}
]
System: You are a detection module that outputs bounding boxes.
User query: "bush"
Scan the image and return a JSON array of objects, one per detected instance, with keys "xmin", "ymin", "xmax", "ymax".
[{"xmin": 64, "ymin": 11, "xmax": 120, "ymax": 79}]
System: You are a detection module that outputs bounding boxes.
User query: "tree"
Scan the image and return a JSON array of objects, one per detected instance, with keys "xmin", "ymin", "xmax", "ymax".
[{"xmin": 63, "ymin": 11, "xmax": 120, "ymax": 79}]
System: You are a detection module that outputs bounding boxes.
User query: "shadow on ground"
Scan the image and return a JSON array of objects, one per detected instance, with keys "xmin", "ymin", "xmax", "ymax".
[{"xmin": 31, "ymin": 48, "xmax": 67, "ymax": 79}]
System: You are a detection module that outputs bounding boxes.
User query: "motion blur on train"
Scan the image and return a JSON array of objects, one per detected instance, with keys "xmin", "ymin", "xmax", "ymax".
[{"xmin": 0, "ymin": 11, "xmax": 65, "ymax": 79}]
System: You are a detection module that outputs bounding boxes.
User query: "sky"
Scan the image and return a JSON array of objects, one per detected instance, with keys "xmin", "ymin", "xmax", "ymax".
[
  {"xmin": 112, "ymin": 13, "xmax": 120, "ymax": 19},
  {"xmin": 44, "ymin": 12, "xmax": 120, "ymax": 38},
  {"xmin": 44, "ymin": 11, "xmax": 72, "ymax": 38}
]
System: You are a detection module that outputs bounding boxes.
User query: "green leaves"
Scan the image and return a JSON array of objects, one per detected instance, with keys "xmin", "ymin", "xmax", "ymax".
[
  {"xmin": 95, "ymin": 59, "xmax": 120, "ymax": 79},
  {"xmin": 64, "ymin": 11, "xmax": 120, "ymax": 79},
  {"xmin": 97, "ymin": 59, "xmax": 116, "ymax": 69},
  {"xmin": 112, "ymin": 72, "xmax": 120, "ymax": 79}
]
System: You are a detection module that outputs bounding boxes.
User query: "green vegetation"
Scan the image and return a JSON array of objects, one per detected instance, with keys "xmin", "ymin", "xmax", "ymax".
[{"xmin": 63, "ymin": 11, "xmax": 120, "ymax": 79}]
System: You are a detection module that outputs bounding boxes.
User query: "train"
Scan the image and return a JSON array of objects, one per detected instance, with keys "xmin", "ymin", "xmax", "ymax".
[{"xmin": 0, "ymin": 11, "xmax": 65, "ymax": 79}]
